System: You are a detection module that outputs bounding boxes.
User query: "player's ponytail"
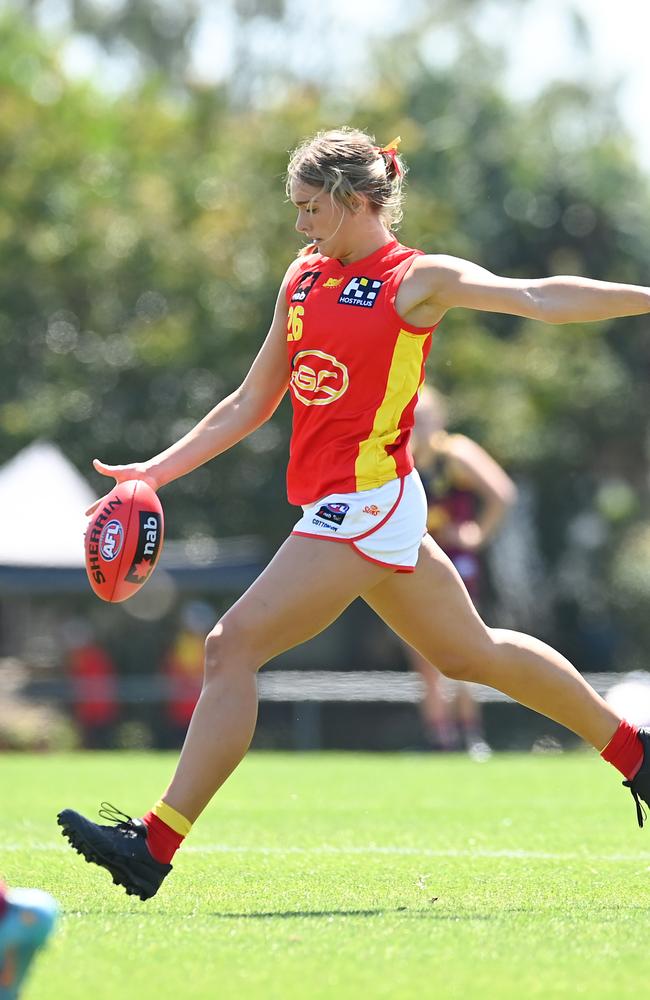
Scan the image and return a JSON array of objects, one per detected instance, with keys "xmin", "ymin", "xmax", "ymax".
[{"xmin": 286, "ymin": 127, "xmax": 407, "ymax": 230}]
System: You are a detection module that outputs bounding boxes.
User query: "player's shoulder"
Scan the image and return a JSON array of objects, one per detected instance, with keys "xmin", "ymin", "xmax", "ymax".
[
  {"xmin": 279, "ymin": 254, "xmax": 314, "ymax": 295},
  {"xmin": 398, "ymin": 253, "xmax": 467, "ymax": 302},
  {"xmin": 407, "ymin": 253, "xmax": 469, "ymax": 276},
  {"xmin": 413, "ymin": 250, "xmax": 470, "ymax": 270},
  {"xmin": 285, "ymin": 249, "xmax": 321, "ymax": 280}
]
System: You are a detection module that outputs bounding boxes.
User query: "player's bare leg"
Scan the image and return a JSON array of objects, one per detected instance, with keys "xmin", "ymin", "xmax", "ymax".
[
  {"xmin": 364, "ymin": 534, "xmax": 619, "ymax": 749},
  {"xmin": 163, "ymin": 535, "xmax": 390, "ymax": 821},
  {"xmin": 58, "ymin": 536, "xmax": 391, "ymax": 897},
  {"xmin": 366, "ymin": 537, "xmax": 650, "ymax": 819}
]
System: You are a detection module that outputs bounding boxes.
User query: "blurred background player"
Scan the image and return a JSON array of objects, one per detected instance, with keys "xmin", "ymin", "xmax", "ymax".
[
  {"xmin": 408, "ymin": 385, "xmax": 517, "ymax": 755},
  {"xmin": 163, "ymin": 602, "xmax": 215, "ymax": 747},
  {"xmin": 0, "ymin": 880, "xmax": 58, "ymax": 1000},
  {"xmin": 63, "ymin": 620, "xmax": 119, "ymax": 750}
]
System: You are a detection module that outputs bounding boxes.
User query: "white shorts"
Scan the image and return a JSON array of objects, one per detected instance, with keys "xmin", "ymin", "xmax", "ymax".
[{"xmin": 292, "ymin": 470, "xmax": 427, "ymax": 573}]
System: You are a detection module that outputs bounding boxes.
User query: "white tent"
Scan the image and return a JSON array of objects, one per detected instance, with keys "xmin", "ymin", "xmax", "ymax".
[{"xmin": 0, "ymin": 441, "xmax": 95, "ymax": 567}]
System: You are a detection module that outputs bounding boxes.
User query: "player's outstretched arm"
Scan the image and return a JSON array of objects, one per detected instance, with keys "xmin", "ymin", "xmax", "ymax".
[
  {"xmin": 86, "ymin": 263, "xmax": 298, "ymax": 513},
  {"xmin": 410, "ymin": 254, "xmax": 650, "ymax": 325}
]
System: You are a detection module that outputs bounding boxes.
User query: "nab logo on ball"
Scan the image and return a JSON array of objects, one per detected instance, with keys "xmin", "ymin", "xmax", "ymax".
[
  {"xmin": 84, "ymin": 479, "xmax": 164, "ymax": 603},
  {"xmin": 98, "ymin": 519, "xmax": 124, "ymax": 561},
  {"xmin": 289, "ymin": 350, "xmax": 349, "ymax": 406},
  {"xmin": 125, "ymin": 512, "xmax": 162, "ymax": 584}
]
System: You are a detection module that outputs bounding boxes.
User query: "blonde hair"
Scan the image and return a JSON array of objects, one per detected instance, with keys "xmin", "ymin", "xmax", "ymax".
[{"xmin": 286, "ymin": 127, "xmax": 407, "ymax": 229}]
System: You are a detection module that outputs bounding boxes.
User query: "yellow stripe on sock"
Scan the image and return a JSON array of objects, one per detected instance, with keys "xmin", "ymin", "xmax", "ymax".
[{"xmin": 152, "ymin": 800, "xmax": 192, "ymax": 837}]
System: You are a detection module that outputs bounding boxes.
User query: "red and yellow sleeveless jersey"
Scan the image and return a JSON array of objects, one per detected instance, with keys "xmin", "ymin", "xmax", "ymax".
[{"xmin": 285, "ymin": 238, "xmax": 438, "ymax": 505}]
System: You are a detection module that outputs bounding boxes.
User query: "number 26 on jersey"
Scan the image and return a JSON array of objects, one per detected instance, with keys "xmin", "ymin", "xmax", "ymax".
[{"xmin": 287, "ymin": 305, "xmax": 304, "ymax": 342}]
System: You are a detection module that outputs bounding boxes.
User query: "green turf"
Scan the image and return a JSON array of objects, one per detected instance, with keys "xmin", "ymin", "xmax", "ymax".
[{"xmin": 1, "ymin": 751, "xmax": 649, "ymax": 999}]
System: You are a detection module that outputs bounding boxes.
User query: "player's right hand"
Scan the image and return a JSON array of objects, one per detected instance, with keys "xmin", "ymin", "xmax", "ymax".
[{"xmin": 85, "ymin": 459, "xmax": 159, "ymax": 516}]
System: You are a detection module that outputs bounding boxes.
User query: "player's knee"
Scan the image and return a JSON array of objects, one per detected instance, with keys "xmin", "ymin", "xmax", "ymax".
[
  {"xmin": 433, "ymin": 637, "xmax": 494, "ymax": 683},
  {"xmin": 434, "ymin": 653, "xmax": 475, "ymax": 683},
  {"xmin": 203, "ymin": 626, "xmax": 224, "ymax": 679},
  {"xmin": 203, "ymin": 619, "xmax": 254, "ymax": 679}
]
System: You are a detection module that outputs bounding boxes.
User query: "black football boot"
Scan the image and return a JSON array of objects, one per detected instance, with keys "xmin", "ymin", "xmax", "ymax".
[{"xmin": 57, "ymin": 803, "xmax": 171, "ymax": 900}]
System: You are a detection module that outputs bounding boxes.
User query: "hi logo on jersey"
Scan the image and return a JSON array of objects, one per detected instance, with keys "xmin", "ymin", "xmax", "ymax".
[
  {"xmin": 338, "ymin": 276, "xmax": 383, "ymax": 308},
  {"xmin": 289, "ymin": 350, "xmax": 349, "ymax": 406},
  {"xmin": 291, "ymin": 270, "xmax": 321, "ymax": 302}
]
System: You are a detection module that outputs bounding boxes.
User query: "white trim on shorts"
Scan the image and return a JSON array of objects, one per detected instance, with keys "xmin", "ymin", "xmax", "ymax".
[{"xmin": 291, "ymin": 469, "xmax": 428, "ymax": 573}]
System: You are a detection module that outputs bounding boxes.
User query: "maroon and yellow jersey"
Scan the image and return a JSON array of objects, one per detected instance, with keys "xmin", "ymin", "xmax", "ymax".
[
  {"xmin": 285, "ymin": 239, "xmax": 438, "ymax": 505},
  {"xmin": 419, "ymin": 444, "xmax": 481, "ymax": 597}
]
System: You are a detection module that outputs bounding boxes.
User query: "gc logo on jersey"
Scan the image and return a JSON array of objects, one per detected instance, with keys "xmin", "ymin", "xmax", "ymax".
[
  {"xmin": 291, "ymin": 270, "xmax": 321, "ymax": 303},
  {"xmin": 290, "ymin": 350, "xmax": 349, "ymax": 406},
  {"xmin": 338, "ymin": 276, "xmax": 383, "ymax": 308}
]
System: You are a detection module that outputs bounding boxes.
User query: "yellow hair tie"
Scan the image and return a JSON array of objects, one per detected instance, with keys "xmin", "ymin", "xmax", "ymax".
[
  {"xmin": 380, "ymin": 136, "xmax": 402, "ymax": 153},
  {"xmin": 377, "ymin": 136, "xmax": 403, "ymax": 177}
]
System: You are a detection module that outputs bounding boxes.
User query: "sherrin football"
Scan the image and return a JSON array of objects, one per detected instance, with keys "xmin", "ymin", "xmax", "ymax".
[{"xmin": 84, "ymin": 479, "xmax": 164, "ymax": 603}]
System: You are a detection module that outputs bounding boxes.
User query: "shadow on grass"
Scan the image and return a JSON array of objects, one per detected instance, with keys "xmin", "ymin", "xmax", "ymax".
[
  {"xmin": 207, "ymin": 909, "xmax": 491, "ymax": 920},
  {"xmin": 62, "ymin": 904, "xmax": 650, "ymax": 920},
  {"xmin": 208, "ymin": 903, "xmax": 650, "ymax": 921},
  {"xmin": 59, "ymin": 908, "xmax": 491, "ymax": 920},
  {"xmin": 210, "ymin": 909, "xmax": 392, "ymax": 919}
]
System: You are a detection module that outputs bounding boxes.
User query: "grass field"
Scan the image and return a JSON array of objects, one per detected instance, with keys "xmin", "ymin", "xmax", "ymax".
[{"xmin": 1, "ymin": 751, "xmax": 650, "ymax": 1000}]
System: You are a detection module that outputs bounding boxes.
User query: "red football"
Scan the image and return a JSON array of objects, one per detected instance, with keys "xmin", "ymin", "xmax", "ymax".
[{"xmin": 84, "ymin": 479, "xmax": 164, "ymax": 603}]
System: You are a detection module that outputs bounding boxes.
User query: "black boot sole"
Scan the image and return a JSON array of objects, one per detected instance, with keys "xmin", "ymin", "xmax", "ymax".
[{"xmin": 57, "ymin": 810, "xmax": 163, "ymax": 901}]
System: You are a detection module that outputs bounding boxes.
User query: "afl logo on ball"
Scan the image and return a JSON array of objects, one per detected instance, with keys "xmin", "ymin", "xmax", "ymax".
[
  {"xmin": 99, "ymin": 520, "xmax": 124, "ymax": 561},
  {"xmin": 289, "ymin": 350, "xmax": 349, "ymax": 406}
]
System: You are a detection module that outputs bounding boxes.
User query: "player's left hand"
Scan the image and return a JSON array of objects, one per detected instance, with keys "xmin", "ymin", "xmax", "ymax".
[{"xmin": 85, "ymin": 459, "xmax": 158, "ymax": 516}]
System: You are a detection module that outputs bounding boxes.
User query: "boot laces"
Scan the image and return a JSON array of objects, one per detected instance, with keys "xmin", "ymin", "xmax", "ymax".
[
  {"xmin": 622, "ymin": 780, "xmax": 647, "ymax": 829},
  {"xmin": 98, "ymin": 801, "xmax": 141, "ymax": 835}
]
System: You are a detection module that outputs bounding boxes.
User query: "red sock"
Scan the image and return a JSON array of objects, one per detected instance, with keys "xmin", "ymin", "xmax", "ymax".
[
  {"xmin": 600, "ymin": 720, "xmax": 644, "ymax": 780},
  {"xmin": 0, "ymin": 881, "xmax": 7, "ymax": 918},
  {"xmin": 141, "ymin": 812, "xmax": 186, "ymax": 865}
]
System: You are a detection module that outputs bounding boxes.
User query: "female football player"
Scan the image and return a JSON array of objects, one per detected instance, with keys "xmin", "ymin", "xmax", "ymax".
[{"xmin": 58, "ymin": 128, "xmax": 650, "ymax": 900}]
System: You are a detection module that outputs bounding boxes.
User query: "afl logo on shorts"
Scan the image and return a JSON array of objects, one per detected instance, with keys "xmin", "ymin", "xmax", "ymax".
[
  {"xmin": 290, "ymin": 350, "xmax": 349, "ymax": 406},
  {"xmin": 98, "ymin": 519, "xmax": 124, "ymax": 561}
]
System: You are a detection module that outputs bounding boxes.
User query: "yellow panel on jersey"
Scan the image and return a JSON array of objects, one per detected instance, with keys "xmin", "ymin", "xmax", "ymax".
[{"xmin": 355, "ymin": 329, "xmax": 427, "ymax": 491}]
